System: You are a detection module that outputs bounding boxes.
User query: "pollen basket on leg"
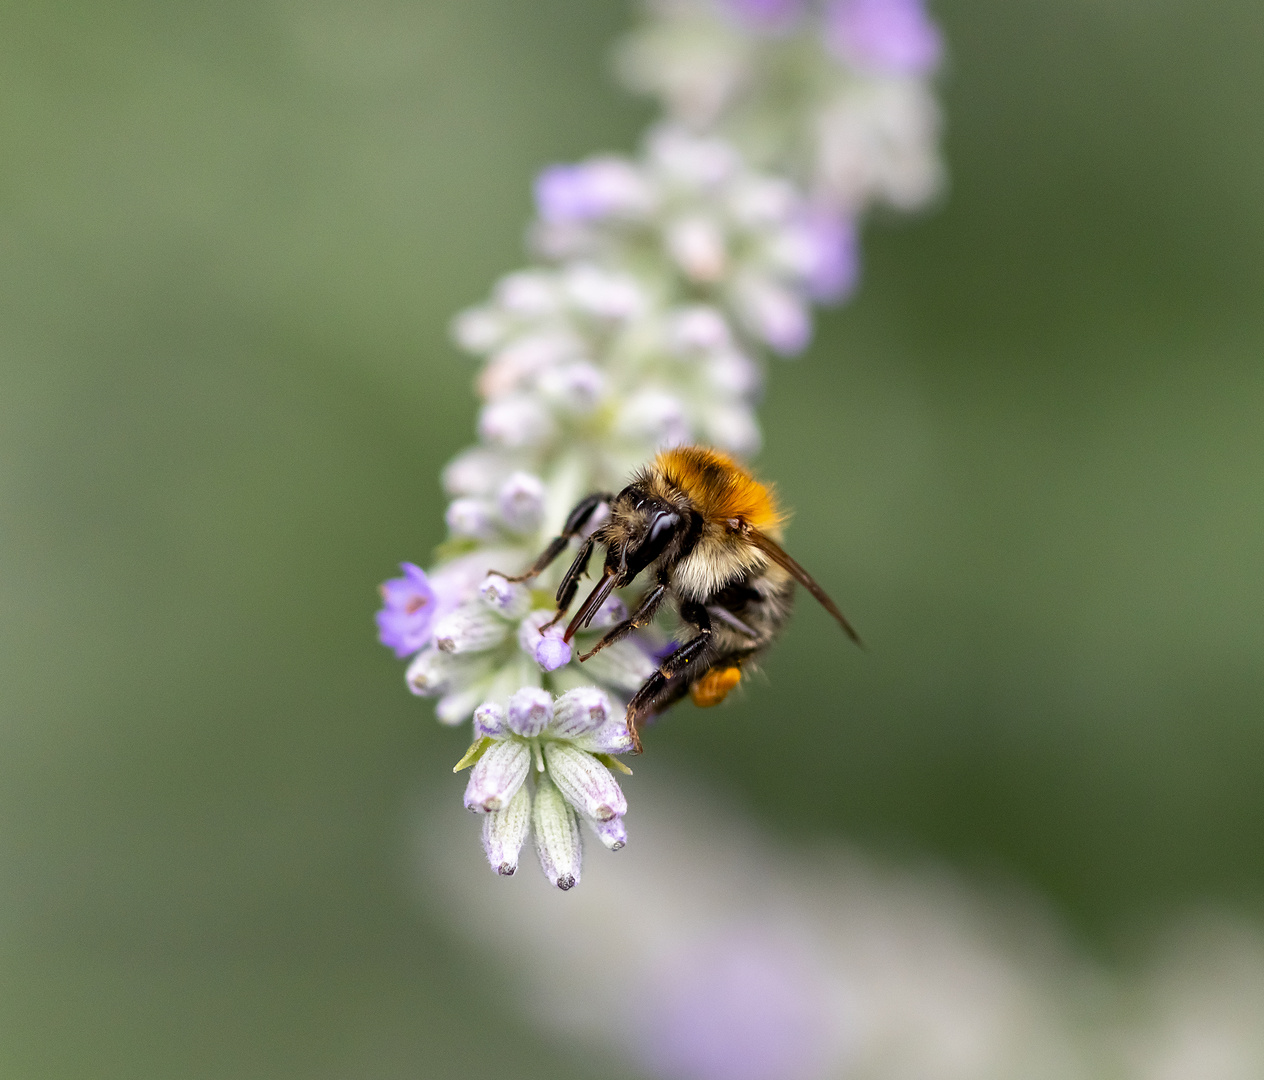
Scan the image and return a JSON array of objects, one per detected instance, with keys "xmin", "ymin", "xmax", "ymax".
[{"xmin": 689, "ymin": 665, "xmax": 743, "ymax": 708}]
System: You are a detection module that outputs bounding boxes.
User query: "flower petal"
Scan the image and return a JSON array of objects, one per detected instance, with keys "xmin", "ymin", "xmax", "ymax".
[
  {"xmin": 587, "ymin": 814, "xmax": 627, "ymax": 852},
  {"xmin": 570, "ymin": 717, "xmax": 636, "ymax": 756},
  {"xmin": 532, "ymin": 774, "xmax": 582, "ymax": 891},
  {"xmin": 506, "ymin": 686, "xmax": 554, "ymax": 738},
  {"xmin": 464, "ymin": 739, "xmax": 530, "ymax": 814},
  {"xmin": 478, "ymin": 574, "xmax": 531, "ymax": 621},
  {"xmin": 543, "ymin": 743, "xmax": 628, "ymax": 822},
  {"xmin": 375, "ymin": 562, "xmax": 436, "ymax": 658},
  {"xmin": 433, "ymin": 604, "xmax": 510, "ymax": 655},
  {"xmin": 497, "ymin": 471, "xmax": 547, "ymax": 534},
  {"xmin": 549, "ymin": 686, "xmax": 613, "ymax": 739},
  {"xmin": 481, "ymin": 783, "xmax": 532, "ymax": 875},
  {"xmin": 473, "ymin": 702, "xmax": 507, "ymax": 739}
]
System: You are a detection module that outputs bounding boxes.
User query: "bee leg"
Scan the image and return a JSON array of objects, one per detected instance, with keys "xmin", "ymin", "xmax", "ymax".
[
  {"xmin": 552, "ymin": 535, "xmax": 595, "ymax": 615},
  {"xmin": 500, "ymin": 492, "xmax": 611, "ymax": 584},
  {"xmin": 625, "ymin": 602, "xmax": 715, "ymax": 752},
  {"xmin": 576, "ymin": 576, "xmax": 669, "ymax": 662}
]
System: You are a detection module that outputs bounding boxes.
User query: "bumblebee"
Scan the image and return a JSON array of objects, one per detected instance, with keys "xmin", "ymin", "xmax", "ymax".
[{"xmin": 508, "ymin": 445, "xmax": 861, "ymax": 751}]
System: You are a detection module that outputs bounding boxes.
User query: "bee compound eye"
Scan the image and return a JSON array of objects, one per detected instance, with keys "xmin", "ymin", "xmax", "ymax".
[{"xmin": 647, "ymin": 511, "xmax": 680, "ymax": 547}]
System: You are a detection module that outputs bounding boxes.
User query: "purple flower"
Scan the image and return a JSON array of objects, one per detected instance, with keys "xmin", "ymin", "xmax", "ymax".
[
  {"xmin": 733, "ymin": 277, "xmax": 812, "ymax": 356},
  {"xmin": 376, "ymin": 562, "xmax": 437, "ymax": 658},
  {"xmin": 534, "ymin": 632, "xmax": 572, "ymax": 673},
  {"xmin": 640, "ymin": 930, "xmax": 836, "ymax": 1080},
  {"xmin": 717, "ymin": 0, "xmax": 806, "ymax": 35},
  {"xmin": 797, "ymin": 206, "xmax": 859, "ymax": 303},
  {"xmin": 518, "ymin": 609, "xmax": 573, "ymax": 672},
  {"xmin": 534, "ymin": 158, "xmax": 652, "ymax": 225},
  {"xmin": 825, "ymin": 0, "xmax": 943, "ymax": 75}
]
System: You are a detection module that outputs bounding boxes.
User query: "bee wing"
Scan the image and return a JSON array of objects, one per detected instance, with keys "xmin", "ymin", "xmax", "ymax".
[{"xmin": 748, "ymin": 529, "xmax": 864, "ymax": 647}]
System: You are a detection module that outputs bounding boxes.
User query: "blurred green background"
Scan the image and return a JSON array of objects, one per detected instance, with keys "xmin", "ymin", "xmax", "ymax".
[{"xmin": 2, "ymin": 0, "xmax": 1262, "ymax": 1076}]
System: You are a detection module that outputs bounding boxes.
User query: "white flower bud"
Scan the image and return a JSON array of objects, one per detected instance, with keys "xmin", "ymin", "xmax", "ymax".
[
  {"xmin": 451, "ymin": 306, "xmax": 504, "ymax": 353},
  {"xmin": 464, "ymin": 739, "xmax": 530, "ymax": 813},
  {"xmin": 571, "ymin": 717, "xmax": 636, "ymax": 756},
  {"xmin": 703, "ymin": 348, "xmax": 761, "ymax": 397},
  {"xmin": 536, "ymin": 362, "xmax": 605, "ymax": 415},
  {"xmin": 494, "ymin": 271, "xmax": 559, "ymax": 316},
  {"xmin": 544, "ymin": 743, "xmax": 627, "ymax": 822},
  {"xmin": 507, "ymin": 686, "xmax": 553, "ymax": 738},
  {"xmin": 479, "ymin": 330, "xmax": 581, "ymax": 398},
  {"xmin": 562, "ymin": 264, "xmax": 647, "ymax": 321},
  {"xmin": 648, "ymin": 126, "xmax": 738, "ymax": 190},
  {"xmin": 497, "ymin": 471, "xmax": 546, "ymax": 534},
  {"xmin": 732, "ymin": 275, "xmax": 811, "ymax": 356},
  {"xmin": 444, "ymin": 497, "xmax": 498, "ymax": 541},
  {"xmin": 549, "ymin": 686, "xmax": 613, "ymax": 740},
  {"xmin": 726, "ymin": 176, "xmax": 797, "ymax": 228},
  {"xmin": 817, "ymin": 81, "xmax": 942, "ymax": 212},
  {"xmin": 529, "ymin": 221, "xmax": 593, "ymax": 262},
  {"xmin": 665, "ymin": 215, "xmax": 727, "ymax": 282},
  {"xmin": 442, "ymin": 448, "xmax": 510, "ymax": 497},
  {"xmin": 473, "ymin": 701, "xmax": 507, "ymax": 739},
  {"xmin": 478, "ymin": 574, "xmax": 531, "ymax": 621},
  {"xmin": 404, "ymin": 647, "xmax": 457, "ymax": 696},
  {"xmin": 481, "ymin": 782, "xmax": 531, "ymax": 875},
  {"xmin": 517, "ymin": 609, "xmax": 560, "ymax": 657},
  {"xmin": 433, "ymin": 604, "xmax": 509, "ymax": 654},
  {"xmin": 664, "ymin": 305, "xmax": 732, "ymax": 355},
  {"xmin": 531, "ymin": 774, "xmax": 582, "ymax": 890},
  {"xmin": 615, "ymin": 388, "xmax": 690, "ymax": 447},
  {"xmin": 765, "ymin": 222, "xmax": 820, "ymax": 280},
  {"xmin": 478, "ymin": 396, "xmax": 557, "ymax": 449},
  {"xmin": 704, "ymin": 405, "xmax": 762, "ymax": 456},
  {"xmin": 533, "ymin": 632, "xmax": 572, "ymax": 673},
  {"xmin": 436, "ymin": 680, "xmax": 491, "ymax": 726},
  {"xmin": 588, "ymin": 814, "xmax": 627, "ymax": 851}
]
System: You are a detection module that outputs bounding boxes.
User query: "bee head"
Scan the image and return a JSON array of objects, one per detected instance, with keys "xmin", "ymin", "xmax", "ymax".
[
  {"xmin": 563, "ymin": 487, "xmax": 691, "ymax": 641},
  {"xmin": 601, "ymin": 492, "xmax": 686, "ymax": 583}
]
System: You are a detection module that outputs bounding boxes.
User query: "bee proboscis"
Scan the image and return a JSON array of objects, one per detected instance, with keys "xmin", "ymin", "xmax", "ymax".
[{"xmin": 505, "ymin": 445, "xmax": 861, "ymax": 752}]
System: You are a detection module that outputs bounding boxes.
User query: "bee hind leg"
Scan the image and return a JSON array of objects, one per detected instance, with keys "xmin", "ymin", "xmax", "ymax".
[{"xmin": 625, "ymin": 602, "xmax": 715, "ymax": 752}]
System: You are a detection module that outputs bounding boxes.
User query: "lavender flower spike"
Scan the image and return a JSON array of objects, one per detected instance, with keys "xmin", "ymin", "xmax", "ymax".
[{"xmin": 380, "ymin": 1, "xmax": 946, "ymax": 886}]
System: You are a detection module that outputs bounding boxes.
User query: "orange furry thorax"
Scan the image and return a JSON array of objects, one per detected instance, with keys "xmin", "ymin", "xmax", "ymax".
[{"xmin": 652, "ymin": 446, "xmax": 784, "ymax": 536}]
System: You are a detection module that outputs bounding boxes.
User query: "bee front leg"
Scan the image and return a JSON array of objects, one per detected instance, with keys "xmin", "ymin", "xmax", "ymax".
[{"xmin": 500, "ymin": 491, "xmax": 611, "ymax": 584}]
